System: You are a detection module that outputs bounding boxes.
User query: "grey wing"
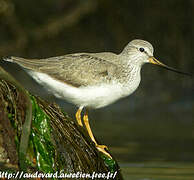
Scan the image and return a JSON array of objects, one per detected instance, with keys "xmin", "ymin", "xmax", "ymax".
[{"xmin": 7, "ymin": 53, "xmax": 118, "ymax": 87}]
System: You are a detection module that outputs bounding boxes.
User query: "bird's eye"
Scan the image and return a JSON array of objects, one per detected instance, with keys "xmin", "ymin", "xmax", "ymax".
[{"xmin": 139, "ymin": 47, "xmax": 145, "ymax": 52}]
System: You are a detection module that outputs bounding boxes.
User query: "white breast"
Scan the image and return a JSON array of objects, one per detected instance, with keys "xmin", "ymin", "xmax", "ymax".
[{"xmin": 28, "ymin": 70, "xmax": 141, "ymax": 109}]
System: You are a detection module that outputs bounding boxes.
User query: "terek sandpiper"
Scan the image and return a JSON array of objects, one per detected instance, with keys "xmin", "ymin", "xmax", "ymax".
[{"xmin": 3, "ymin": 39, "xmax": 191, "ymax": 158}]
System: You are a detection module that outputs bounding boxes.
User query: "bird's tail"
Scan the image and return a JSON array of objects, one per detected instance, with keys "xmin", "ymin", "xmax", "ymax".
[
  {"xmin": 1, "ymin": 56, "xmax": 45, "ymax": 71},
  {"xmin": 2, "ymin": 56, "xmax": 14, "ymax": 62}
]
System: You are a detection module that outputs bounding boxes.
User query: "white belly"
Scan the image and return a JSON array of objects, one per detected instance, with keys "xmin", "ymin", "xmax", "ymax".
[{"xmin": 28, "ymin": 71, "xmax": 140, "ymax": 109}]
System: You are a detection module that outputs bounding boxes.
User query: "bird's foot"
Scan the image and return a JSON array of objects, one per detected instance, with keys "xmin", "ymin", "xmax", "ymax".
[{"xmin": 96, "ymin": 144, "xmax": 112, "ymax": 158}]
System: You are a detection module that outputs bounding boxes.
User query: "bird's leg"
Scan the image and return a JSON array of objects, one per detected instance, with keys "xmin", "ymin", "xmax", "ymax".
[
  {"xmin": 75, "ymin": 107, "xmax": 83, "ymax": 126},
  {"xmin": 83, "ymin": 109, "xmax": 112, "ymax": 158}
]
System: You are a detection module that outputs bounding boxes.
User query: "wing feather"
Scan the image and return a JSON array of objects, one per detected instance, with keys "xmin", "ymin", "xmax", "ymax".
[{"xmin": 8, "ymin": 53, "xmax": 118, "ymax": 87}]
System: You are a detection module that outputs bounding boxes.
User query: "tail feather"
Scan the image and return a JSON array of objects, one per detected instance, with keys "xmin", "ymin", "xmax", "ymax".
[
  {"xmin": 2, "ymin": 56, "xmax": 42, "ymax": 71},
  {"xmin": 2, "ymin": 56, "xmax": 13, "ymax": 62}
]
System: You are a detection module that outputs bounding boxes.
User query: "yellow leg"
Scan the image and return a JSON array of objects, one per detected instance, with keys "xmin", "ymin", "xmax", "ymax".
[
  {"xmin": 83, "ymin": 109, "xmax": 112, "ymax": 158},
  {"xmin": 75, "ymin": 107, "xmax": 83, "ymax": 126}
]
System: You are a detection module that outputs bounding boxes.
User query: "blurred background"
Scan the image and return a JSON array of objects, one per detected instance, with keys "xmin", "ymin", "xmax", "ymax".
[{"xmin": 0, "ymin": 0, "xmax": 193, "ymax": 178}]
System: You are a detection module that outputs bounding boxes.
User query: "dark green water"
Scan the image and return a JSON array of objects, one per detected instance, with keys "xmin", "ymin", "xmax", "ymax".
[
  {"xmin": 120, "ymin": 162, "xmax": 194, "ymax": 180},
  {"xmin": 93, "ymin": 115, "xmax": 194, "ymax": 179}
]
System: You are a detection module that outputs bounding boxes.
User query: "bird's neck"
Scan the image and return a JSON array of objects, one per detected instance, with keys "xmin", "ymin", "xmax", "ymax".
[
  {"xmin": 124, "ymin": 63, "xmax": 141, "ymax": 83},
  {"xmin": 116, "ymin": 63, "xmax": 142, "ymax": 96}
]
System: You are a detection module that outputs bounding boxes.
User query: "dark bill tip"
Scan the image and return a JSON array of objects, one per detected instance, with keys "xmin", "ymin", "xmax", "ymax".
[{"xmin": 159, "ymin": 65, "xmax": 192, "ymax": 77}]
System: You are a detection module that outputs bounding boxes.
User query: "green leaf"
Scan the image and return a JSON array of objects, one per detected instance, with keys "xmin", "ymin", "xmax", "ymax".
[{"xmin": 29, "ymin": 95, "xmax": 55, "ymax": 173}]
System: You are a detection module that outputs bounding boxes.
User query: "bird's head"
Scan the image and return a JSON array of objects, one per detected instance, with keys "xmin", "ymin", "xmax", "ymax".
[{"xmin": 121, "ymin": 39, "xmax": 191, "ymax": 76}]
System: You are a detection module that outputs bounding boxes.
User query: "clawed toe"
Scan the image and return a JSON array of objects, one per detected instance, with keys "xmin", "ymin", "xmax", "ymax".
[
  {"xmin": 96, "ymin": 144, "xmax": 108, "ymax": 150},
  {"xmin": 96, "ymin": 144, "xmax": 112, "ymax": 158}
]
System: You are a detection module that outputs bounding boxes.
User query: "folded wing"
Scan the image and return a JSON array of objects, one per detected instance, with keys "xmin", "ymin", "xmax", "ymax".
[{"xmin": 4, "ymin": 53, "xmax": 118, "ymax": 87}]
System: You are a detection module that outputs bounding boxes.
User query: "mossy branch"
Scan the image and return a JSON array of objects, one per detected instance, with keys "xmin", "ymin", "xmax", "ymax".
[{"xmin": 0, "ymin": 67, "xmax": 123, "ymax": 179}]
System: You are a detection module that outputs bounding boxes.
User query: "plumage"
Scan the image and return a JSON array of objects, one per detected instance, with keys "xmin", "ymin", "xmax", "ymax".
[
  {"xmin": 6, "ymin": 53, "xmax": 119, "ymax": 87},
  {"xmin": 2, "ymin": 39, "xmax": 190, "ymax": 158},
  {"xmin": 3, "ymin": 39, "xmax": 188, "ymax": 109}
]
